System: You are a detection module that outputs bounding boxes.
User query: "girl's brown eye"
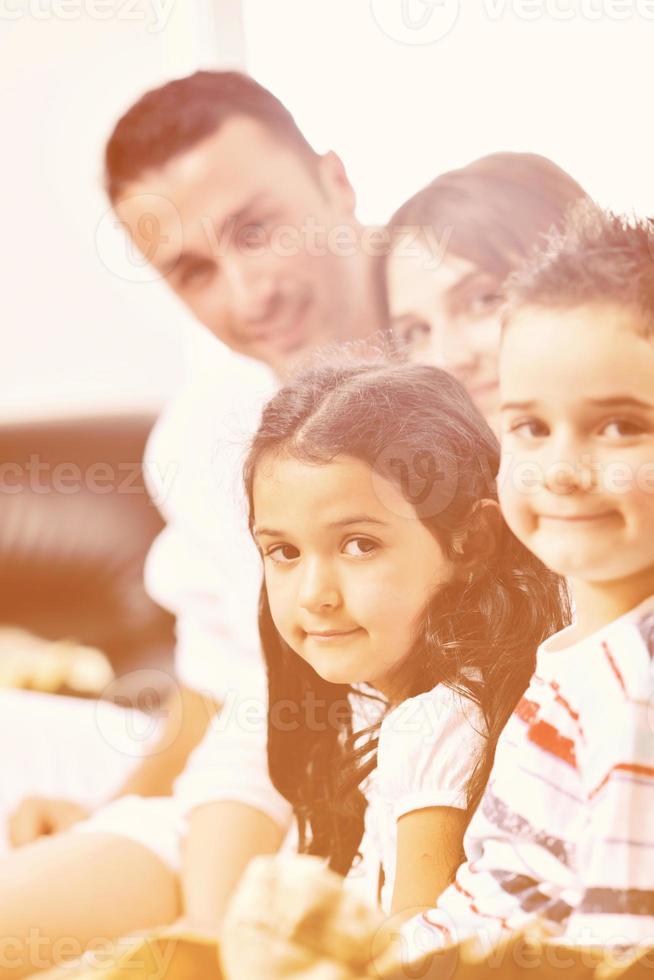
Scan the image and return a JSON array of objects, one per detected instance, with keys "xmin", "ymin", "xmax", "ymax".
[
  {"xmin": 510, "ymin": 418, "xmax": 549, "ymax": 439},
  {"xmin": 267, "ymin": 544, "xmax": 299, "ymax": 563},
  {"xmin": 343, "ymin": 537, "xmax": 378, "ymax": 557},
  {"xmin": 601, "ymin": 418, "xmax": 644, "ymax": 438}
]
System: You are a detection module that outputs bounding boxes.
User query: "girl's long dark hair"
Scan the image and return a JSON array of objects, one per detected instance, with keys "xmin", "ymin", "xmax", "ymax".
[{"xmin": 244, "ymin": 358, "xmax": 570, "ymax": 876}]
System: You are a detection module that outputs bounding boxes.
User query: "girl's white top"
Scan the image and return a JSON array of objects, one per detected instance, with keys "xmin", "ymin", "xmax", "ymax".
[{"xmin": 363, "ymin": 684, "xmax": 486, "ymax": 912}]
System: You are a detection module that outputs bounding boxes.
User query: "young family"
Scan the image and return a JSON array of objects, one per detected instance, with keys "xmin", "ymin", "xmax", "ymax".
[{"xmin": 3, "ymin": 70, "xmax": 653, "ymax": 978}]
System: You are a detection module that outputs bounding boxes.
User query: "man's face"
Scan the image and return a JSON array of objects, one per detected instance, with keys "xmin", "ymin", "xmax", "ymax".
[{"xmin": 114, "ymin": 117, "xmax": 374, "ymax": 376}]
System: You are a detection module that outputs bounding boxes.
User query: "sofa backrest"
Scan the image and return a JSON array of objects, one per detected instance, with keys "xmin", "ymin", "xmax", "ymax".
[{"xmin": 0, "ymin": 414, "xmax": 175, "ymax": 684}]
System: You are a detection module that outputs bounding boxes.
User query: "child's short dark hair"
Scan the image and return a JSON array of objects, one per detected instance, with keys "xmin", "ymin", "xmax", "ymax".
[{"xmin": 504, "ymin": 202, "xmax": 654, "ymax": 335}]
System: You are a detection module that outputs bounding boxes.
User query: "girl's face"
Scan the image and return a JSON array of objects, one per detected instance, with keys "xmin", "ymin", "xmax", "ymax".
[
  {"xmin": 253, "ymin": 453, "xmax": 455, "ymax": 694},
  {"xmin": 387, "ymin": 243, "xmax": 503, "ymax": 429}
]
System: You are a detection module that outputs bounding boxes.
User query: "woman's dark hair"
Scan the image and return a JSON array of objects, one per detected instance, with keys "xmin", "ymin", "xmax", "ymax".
[
  {"xmin": 244, "ymin": 357, "xmax": 570, "ymax": 876},
  {"xmin": 388, "ymin": 152, "xmax": 588, "ymax": 284}
]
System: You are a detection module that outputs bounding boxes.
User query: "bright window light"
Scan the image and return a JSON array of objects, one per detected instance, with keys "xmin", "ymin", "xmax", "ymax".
[{"xmin": 244, "ymin": 0, "xmax": 653, "ymax": 222}]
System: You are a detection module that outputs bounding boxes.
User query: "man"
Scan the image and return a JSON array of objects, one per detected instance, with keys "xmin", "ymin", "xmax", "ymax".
[{"xmin": 1, "ymin": 70, "xmax": 386, "ymax": 972}]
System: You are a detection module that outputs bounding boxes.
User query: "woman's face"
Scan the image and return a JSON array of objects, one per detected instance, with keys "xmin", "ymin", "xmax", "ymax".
[{"xmin": 387, "ymin": 243, "xmax": 503, "ymax": 428}]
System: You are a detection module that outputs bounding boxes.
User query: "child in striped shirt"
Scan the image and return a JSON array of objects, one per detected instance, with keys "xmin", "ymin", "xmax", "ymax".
[{"xmin": 400, "ymin": 204, "xmax": 654, "ymax": 958}]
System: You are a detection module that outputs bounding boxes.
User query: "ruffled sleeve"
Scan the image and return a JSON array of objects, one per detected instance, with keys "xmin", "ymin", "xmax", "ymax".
[{"xmin": 377, "ymin": 685, "xmax": 486, "ymax": 820}]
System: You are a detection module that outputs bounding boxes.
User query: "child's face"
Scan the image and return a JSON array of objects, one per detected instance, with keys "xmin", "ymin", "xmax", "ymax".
[
  {"xmin": 253, "ymin": 453, "xmax": 455, "ymax": 693},
  {"xmin": 499, "ymin": 303, "xmax": 654, "ymax": 589}
]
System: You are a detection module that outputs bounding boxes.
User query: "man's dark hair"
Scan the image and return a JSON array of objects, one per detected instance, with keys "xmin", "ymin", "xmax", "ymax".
[
  {"xmin": 504, "ymin": 201, "xmax": 654, "ymax": 334},
  {"xmin": 104, "ymin": 70, "xmax": 319, "ymax": 203}
]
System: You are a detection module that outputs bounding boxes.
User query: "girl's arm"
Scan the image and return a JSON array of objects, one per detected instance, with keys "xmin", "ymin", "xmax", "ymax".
[
  {"xmin": 375, "ymin": 686, "xmax": 487, "ymax": 919},
  {"xmin": 176, "ymin": 692, "xmax": 293, "ymax": 928},
  {"xmin": 182, "ymin": 800, "xmax": 286, "ymax": 928},
  {"xmin": 391, "ymin": 806, "xmax": 467, "ymax": 916}
]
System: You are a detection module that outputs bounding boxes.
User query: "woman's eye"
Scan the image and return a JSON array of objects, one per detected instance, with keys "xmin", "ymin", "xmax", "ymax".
[
  {"xmin": 467, "ymin": 291, "xmax": 501, "ymax": 317},
  {"xmin": 406, "ymin": 320, "xmax": 432, "ymax": 343},
  {"xmin": 600, "ymin": 418, "xmax": 645, "ymax": 438},
  {"xmin": 343, "ymin": 537, "xmax": 378, "ymax": 557},
  {"xmin": 266, "ymin": 544, "xmax": 299, "ymax": 564},
  {"xmin": 394, "ymin": 317, "xmax": 432, "ymax": 350}
]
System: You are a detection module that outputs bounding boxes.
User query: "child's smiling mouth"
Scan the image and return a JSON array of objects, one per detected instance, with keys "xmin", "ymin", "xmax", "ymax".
[
  {"xmin": 304, "ymin": 627, "xmax": 364, "ymax": 642},
  {"xmin": 537, "ymin": 510, "xmax": 619, "ymax": 524}
]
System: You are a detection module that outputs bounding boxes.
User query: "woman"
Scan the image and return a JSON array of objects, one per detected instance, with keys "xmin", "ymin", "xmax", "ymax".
[{"xmin": 385, "ymin": 152, "xmax": 587, "ymax": 428}]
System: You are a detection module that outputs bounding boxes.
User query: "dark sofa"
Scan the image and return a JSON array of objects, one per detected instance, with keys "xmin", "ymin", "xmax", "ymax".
[{"xmin": 0, "ymin": 414, "xmax": 175, "ymax": 697}]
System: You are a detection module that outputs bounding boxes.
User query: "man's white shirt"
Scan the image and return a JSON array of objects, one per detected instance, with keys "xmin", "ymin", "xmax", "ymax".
[
  {"xmin": 144, "ymin": 322, "xmax": 275, "ymax": 702},
  {"xmin": 143, "ymin": 322, "xmax": 294, "ymax": 832}
]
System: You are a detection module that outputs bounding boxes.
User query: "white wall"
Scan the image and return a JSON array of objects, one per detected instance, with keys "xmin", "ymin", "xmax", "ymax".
[
  {"xmin": 0, "ymin": 1, "xmax": 245, "ymax": 421},
  {"xmin": 4, "ymin": 1, "xmax": 652, "ymax": 420},
  {"xmin": 243, "ymin": 0, "xmax": 653, "ymax": 223}
]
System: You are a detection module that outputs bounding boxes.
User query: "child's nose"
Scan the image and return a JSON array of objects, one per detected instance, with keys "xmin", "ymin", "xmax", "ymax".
[
  {"xmin": 298, "ymin": 559, "xmax": 341, "ymax": 612},
  {"xmin": 543, "ymin": 436, "xmax": 598, "ymax": 495}
]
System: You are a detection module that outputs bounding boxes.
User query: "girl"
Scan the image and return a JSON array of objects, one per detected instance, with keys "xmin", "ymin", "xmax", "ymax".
[
  {"xmin": 243, "ymin": 356, "xmax": 568, "ymax": 915},
  {"xmin": 385, "ymin": 152, "xmax": 587, "ymax": 428}
]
